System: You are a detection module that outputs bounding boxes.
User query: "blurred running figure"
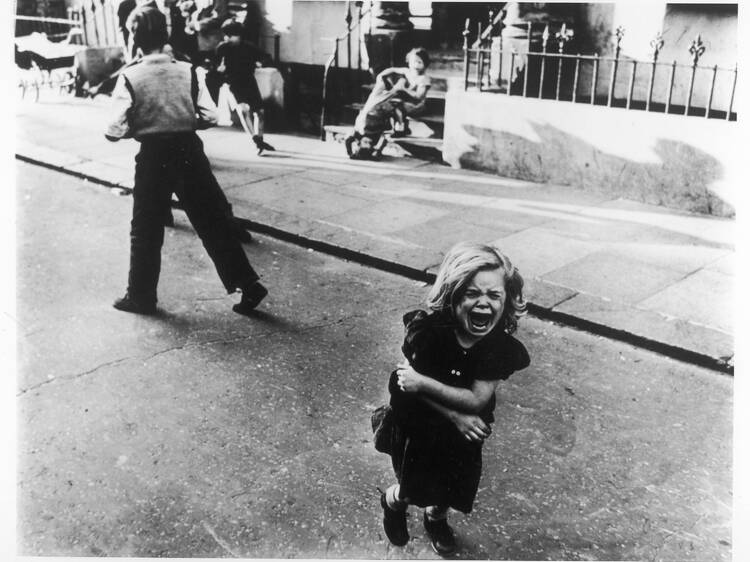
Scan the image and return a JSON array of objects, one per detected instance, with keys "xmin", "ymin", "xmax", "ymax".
[{"xmin": 216, "ymin": 19, "xmax": 275, "ymax": 155}]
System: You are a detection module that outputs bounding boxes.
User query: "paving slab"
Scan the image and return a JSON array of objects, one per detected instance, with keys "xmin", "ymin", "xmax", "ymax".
[
  {"xmin": 16, "ymin": 141, "xmax": 87, "ymax": 169},
  {"xmin": 330, "ymin": 198, "xmax": 450, "ymax": 235},
  {"xmin": 442, "ymin": 205, "xmax": 552, "ymax": 235},
  {"xmin": 552, "ymin": 292, "xmax": 733, "ymax": 361},
  {"xmin": 637, "ymin": 268, "xmax": 734, "ymax": 334},
  {"xmin": 542, "ymin": 251, "xmax": 689, "ymax": 305},
  {"xmin": 523, "ymin": 278, "xmax": 579, "ymax": 310},
  {"xmin": 608, "ymin": 241, "xmax": 732, "ymax": 275},
  {"xmin": 704, "ymin": 252, "xmax": 736, "ymax": 276},
  {"xmin": 395, "ymin": 215, "xmax": 501, "ymax": 250},
  {"xmin": 256, "ymin": 181, "xmax": 375, "ymax": 221},
  {"xmin": 491, "ymin": 228, "xmax": 599, "ymax": 279}
]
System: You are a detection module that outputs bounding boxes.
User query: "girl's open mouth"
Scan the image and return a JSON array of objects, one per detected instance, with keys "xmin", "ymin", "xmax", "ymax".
[{"xmin": 469, "ymin": 310, "xmax": 494, "ymax": 330}]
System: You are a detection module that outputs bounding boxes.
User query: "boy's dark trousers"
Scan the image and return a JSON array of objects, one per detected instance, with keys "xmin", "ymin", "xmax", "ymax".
[{"xmin": 127, "ymin": 132, "xmax": 259, "ymax": 304}]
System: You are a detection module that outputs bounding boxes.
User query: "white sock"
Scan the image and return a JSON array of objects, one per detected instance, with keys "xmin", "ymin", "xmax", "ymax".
[
  {"xmin": 425, "ymin": 505, "xmax": 448, "ymax": 521},
  {"xmin": 386, "ymin": 484, "xmax": 407, "ymax": 511}
]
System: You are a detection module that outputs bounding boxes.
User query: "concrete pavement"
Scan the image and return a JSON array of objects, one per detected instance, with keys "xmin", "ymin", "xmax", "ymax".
[{"xmin": 14, "ymin": 91, "xmax": 735, "ymax": 372}]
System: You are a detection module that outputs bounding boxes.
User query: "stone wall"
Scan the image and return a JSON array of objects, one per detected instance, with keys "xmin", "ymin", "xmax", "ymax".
[{"xmin": 442, "ymin": 89, "xmax": 738, "ymax": 217}]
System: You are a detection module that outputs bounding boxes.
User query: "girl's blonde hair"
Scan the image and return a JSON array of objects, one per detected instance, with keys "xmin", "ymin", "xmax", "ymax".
[{"xmin": 426, "ymin": 242, "xmax": 526, "ymax": 333}]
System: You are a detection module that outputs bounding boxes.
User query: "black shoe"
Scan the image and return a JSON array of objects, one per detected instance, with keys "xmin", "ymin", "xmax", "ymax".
[
  {"xmin": 253, "ymin": 136, "xmax": 275, "ymax": 155},
  {"xmin": 423, "ymin": 513, "xmax": 456, "ymax": 555},
  {"xmin": 113, "ymin": 294, "xmax": 157, "ymax": 315},
  {"xmin": 232, "ymin": 282, "xmax": 268, "ymax": 315},
  {"xmin": 380, "ymin": 492, "xmax": 409, "ymax": 546},
  {"xmin": 232, "ymin": 222, "xmax": 253, "ymax": 243}
]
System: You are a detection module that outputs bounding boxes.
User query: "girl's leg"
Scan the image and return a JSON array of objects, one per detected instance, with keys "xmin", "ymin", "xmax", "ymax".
[
  {"xmin": 423, "ymin": 505, "xmax": 456, "ymax": 555},
  {"xmin": 385, "ymin": 484, "xmax": 408, "ymax": 510},
  {"xmin": 380, "ymin": 484, "xmax": 409, "ymax": 546}
]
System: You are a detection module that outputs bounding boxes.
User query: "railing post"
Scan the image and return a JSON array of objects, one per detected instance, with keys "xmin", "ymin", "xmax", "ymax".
[
  {"xmin": 508, "ymin": 49, "xmax": 516, "ymax": 95},
  {"xmin": 591, "ymin": 53, "xmax": 599, "ymax": 104},
  {"xmin": 646, "ymin": 32, "xmax": 663, "ymax": 111},
  {"xmin": 555, "ymin": 23, "xmax": 573, "ymax": 100},
  {"xmin": 274, "ymin": 34, "xmax": 280, "ymax": 65},
  {"xmin": 477, "ymin": 48, "xmax": 485, "ymax": 91},
  {"xmin": 665, "ymin": 59, "xmax": 676, "ymax": 113},
  {"xmin": 522, "ymin": 22, "xmax": 531, "ymax": 97},
  {"xmin": 572, "ymin": 54, "xmax": 580, "ymax": 103},
  {"xmin": 462, "ymin": 18, "xmax": 470, "ymax": 91},
  {"xmin": 90, "ymin": 1, "xmax": 100, "ymax": 46},
  {"xmin": 345, "ymin": 1, "xmax": 352, "ymax": 69},
  {"xmin": 726, "ymin": 63, "xmax": 737, "ymax": 120},
  {"xmin": 704, "ymin": 64, "xmax": 717, "ymax": 118},
  {"xmin": 538, "ymin": 25, "xmax": 549, "ymax": 98},
  {"xmin": 357, "ymin": 3, "xmax": 363, "ymax": 71},
  {"xmin": 685, "ymin": 34, "xmax": 705, "ymax": 116},
  {"xmin": 100, "ymin": 0, "xmax": 109, "ymax": 46},
  {"xmin": 607, "ymin": 25, "xmax": 624, "ymax": 107},
  {"xmin": 626, "ymin": 59, "xmax": 637, "ymax": 109},
  {"xmin": 79, "ymin": 6, "xmax": 89, "ymax": 46},
  {"xmin": 496, "ymin": 10, "xmax": 506, "ymax": 89}
]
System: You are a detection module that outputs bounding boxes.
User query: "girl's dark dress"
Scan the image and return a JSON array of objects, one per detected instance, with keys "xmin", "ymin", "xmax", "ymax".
[{"xmin": 387, "ymin": 309, "xmax": 529, "ymax": 513}]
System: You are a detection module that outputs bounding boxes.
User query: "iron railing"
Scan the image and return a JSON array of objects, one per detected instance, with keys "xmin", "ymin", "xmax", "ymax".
[
  {"xmin": 462, "ymin": 17, "xmax": 738, "ymax": 121},
  {"xmin": 320, "ymin": 1, "xmax": 372, "ymax": 139}
]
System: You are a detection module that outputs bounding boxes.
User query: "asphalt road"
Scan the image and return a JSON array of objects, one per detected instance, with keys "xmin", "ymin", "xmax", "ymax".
[{"xmin": 15, "ymin": 161, "xmax": 732, "ymax": 560}]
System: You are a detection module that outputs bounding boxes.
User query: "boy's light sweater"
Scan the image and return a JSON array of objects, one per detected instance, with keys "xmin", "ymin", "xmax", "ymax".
[{"xmin": 106, "ymin": 53, "xmax": 217, "ymax": 141}]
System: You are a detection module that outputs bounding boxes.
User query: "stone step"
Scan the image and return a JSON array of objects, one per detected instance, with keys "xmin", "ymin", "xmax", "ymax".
[
  {"xmin": 323, "ymin": 124, "xmax": 443, "ymax": 162},
  {"xmin": 343, "ymin": 102, "xmax": 444, "ymax": 137}
]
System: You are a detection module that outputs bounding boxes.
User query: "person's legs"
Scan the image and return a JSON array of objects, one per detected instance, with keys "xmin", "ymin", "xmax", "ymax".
[
  {"xmin": 381, "ymin": 483, "xmax": 409, "ymax": 546},
  {"xmin": 236, "ymin": 102, "xmax": 257, "ymax": 137},
  {"xmin": 246, "ymin": 78, "xmax": 275, "ymax": 154},
  {"xmin": 115, "ymin": 143, "xmax": 174, "ymax": 313},
  {"xmin": 423, "ymin": 505, "xmax": 456, "ymax": 555},
  {"xmin": 176, "ymin": 135, "xmax": 266, "ymax": 311}
]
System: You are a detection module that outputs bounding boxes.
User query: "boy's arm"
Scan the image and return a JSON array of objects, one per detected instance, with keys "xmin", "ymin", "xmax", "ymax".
[
  {"xmin": 396, "ymin": 362, "xmax": 499, "ymax": 413},
  {"xmin": 104, "ymin": 74, "xmax": 133, "ymax": 142},
  {"xmin": 419, "ymin": 396, "xmax": 491, "ymax": 443}
]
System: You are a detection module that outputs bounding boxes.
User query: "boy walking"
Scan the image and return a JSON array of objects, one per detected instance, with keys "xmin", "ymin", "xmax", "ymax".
[
  {"xmin": 216, "ymin": 19, "xmax": 275, "ymax": 155},
  {"xmin": 106, "ymin": 6, "xmax": 267, "ymax": 316}
]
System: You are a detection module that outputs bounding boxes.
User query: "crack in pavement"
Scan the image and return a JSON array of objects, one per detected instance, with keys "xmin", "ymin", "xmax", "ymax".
[
  {"xmin": 201, "ymin": 520, "xmax": 242, "ymax": 557},
  {"xmin": 17, "ymin": 303, "xmax": 408, "ymax": 397}
]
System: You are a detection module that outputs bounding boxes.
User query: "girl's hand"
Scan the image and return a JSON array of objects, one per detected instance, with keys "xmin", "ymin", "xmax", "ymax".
[
  {"xmin": 450, "ymin": 412, "xmax": 491, "ymax": 442},
  {"xmin": 395, "ymin": 362, "xmax": 425, "ymax": 394}
]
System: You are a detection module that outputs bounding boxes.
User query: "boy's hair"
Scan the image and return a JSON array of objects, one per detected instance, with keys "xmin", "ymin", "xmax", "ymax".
[
  {"xmin": 130, "ymin": 4, "xmax": 168, "ymax": 52},
  {"xmin": 426, "ymin": 242, "xmax": 526, "ymax": 333},
  {"xmin": 221, "ymin": 19, "xmax": 244, "ymax": 38},
  {"xmin": 406, "ymin": 47, "xmax": 430, "ymax": 68}
]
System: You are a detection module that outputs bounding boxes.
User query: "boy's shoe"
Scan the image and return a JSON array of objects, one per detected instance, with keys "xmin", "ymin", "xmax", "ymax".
[
  {"xmin": 423, "ymin": 513, "xmax": 456, "ymax": 555},
  {"xmin": 231, "ymin": 221, "xmax": 254, "ymax": 243},
  {"xmin": 380, "ymin": 492, "xmax": 409, "ymax": 546},
  {"xmin": 232, "ymin": 282, "xmax": 268, "ymax": 315},
  {"xmin": 113, "ymin": 294, "xmax": 157, "ymax": 315}
]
